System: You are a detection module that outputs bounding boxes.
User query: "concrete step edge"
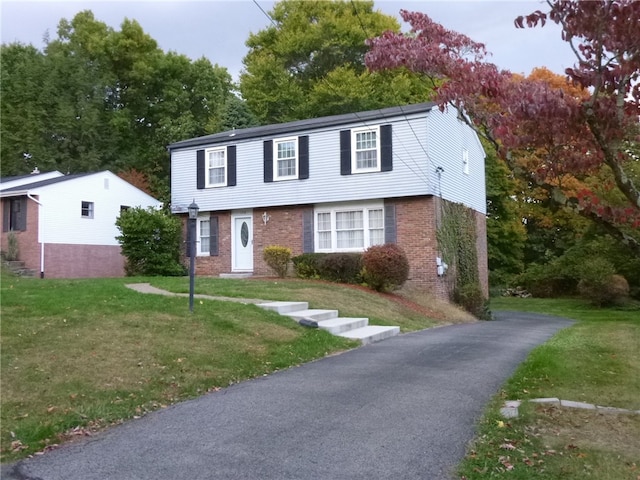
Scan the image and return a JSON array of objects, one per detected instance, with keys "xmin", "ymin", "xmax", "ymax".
[
  {"xmin": 316, "ymin": 317, "xmax": 369, "ymax": 334},
  {"xmin": 338, "ymin": 325, "xmax": 400, "ymax": 345},
  {"xmin": 257, "ymin": 301, "xmax": 309, "ymax": 314},
  {"xmin": 286, "ymin": 309, "xmax": 339, "ymax": 321}
]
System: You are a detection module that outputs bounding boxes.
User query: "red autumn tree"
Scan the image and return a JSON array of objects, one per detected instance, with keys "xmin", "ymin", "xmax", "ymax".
[{"xmin": 365, "ymin": 1, "xmax": 640, "ymax": 254}]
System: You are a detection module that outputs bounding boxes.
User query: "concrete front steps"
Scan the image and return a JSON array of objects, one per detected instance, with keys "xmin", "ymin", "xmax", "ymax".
[{"xmin": 257, "ymin": 301, "xmax": 400, "ymax": 345}]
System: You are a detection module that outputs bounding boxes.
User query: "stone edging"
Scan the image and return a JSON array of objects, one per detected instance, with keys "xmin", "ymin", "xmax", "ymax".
[{"xmin": 501, "ymin": 398, "xmax": 640, "ymax": 418}]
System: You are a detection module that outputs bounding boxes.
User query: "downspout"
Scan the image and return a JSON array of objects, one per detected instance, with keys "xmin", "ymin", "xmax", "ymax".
[{"xmin": 27, "ymin": 193, "xmax": 44, "ymax": 278}]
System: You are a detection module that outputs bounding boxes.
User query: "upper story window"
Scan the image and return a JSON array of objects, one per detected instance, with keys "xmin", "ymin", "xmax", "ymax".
[
  {"xmin": 197, "ymin": 146, "xmax": 236, "ymax": 189},
  {"xmin": 206, "ymin": 147, "xmax": 226, "ymax": 187},
  {"xmin": 81, "ymin": 201, "xmax": 94, "ymax": 219},
  {"xmin": 341, "ymin": 125, "xmax": 391, "ymax": 175},
  {"xmin": 352, "ymin": 126, "xmax": 380, "ymax": 173},
  {"xmin": 274, "ymin": 137, "xmax": 298, "ymax": 180}
]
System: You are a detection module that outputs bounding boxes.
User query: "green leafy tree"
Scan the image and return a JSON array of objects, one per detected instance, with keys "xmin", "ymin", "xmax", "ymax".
[
  {"xmin": 240, "ymin": 0, "xmax": 433, "ymax": 123},
  {"xmin": 1, "ymin": 10, "xmax": 234, "ymax": 202},
  {"xmin": 484, "ymin": 148, "xmax": 526, "ymax": 285},
  {"xmin": 0, "ymin": 43, "xmax": 49, "ymax": 175},
  {"xmin": 115, "ymin": 207, "xmax": 185, "ymax": 276}
]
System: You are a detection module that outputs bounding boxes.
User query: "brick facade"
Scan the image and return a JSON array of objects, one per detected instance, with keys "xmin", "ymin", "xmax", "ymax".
[
  {"xmin": 43, "ymin": 244, "xmax": 126, "ymax": 278},
  {"xmin": 186, "ymin": 196, "xmax": 489, "ymax": 301},
  {"xmin": 1, "ymin": 197, "xmax": 40, "ymax": 272}
]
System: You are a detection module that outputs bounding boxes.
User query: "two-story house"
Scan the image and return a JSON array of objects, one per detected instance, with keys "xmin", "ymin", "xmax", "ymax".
[
  {"xmin": 0, "ymin": 170, "xmax": 162, "ymax": 278},
  {"xmin": 169, "ymin": 102, "xmax": 488, "ymax": 299}
]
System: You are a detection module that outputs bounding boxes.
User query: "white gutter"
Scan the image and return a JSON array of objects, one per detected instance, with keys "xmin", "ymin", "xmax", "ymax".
[{"xmin": 26, "ymin": 193, "xmax": 45, "ymax": 278}]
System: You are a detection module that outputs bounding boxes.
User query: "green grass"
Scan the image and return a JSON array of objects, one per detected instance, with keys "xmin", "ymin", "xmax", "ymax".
[
  {"xmin": 0, "ymin": 272, "xmax": 455, "ymax": 463},
  {"xmin": 458, "ymin": 296, "xmax": 640, "ymax": 479}
]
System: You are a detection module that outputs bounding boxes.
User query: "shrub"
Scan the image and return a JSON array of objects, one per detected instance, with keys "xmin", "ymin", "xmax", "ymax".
[
  {"xmin": 361, "ymin": 243, "xmax": 409, "ymax": 292},
  {"xmin": 577, "ymin": 257, "xmax": 629, "ymax": 306},
  {"xmin": 516, "ymin": 261, "xmax": 579, "ymax": 298},
  {"xmin": 319, "ymin": 253, "xmax": 362, "ymax": 283},
  {"xmin": 5, "ymin": 232, "xmax": 19, "ymax": 261},
  {"xmin": 292, "ymin": 253, "xmax": 324, "ymax": 279},
  {"xmin": 454, "ymin": 282, "xmax": 491, "ymax": 319},
  {"xmin": 263, "ymin": 245, "xmax": 292, "ymax": 278},
  {"xmin": 115, "ymin": 207, "xmax": 185, "ymax": 276}
]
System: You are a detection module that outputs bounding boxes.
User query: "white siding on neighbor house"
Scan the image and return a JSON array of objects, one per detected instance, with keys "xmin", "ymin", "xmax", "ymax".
[
  {"xmin": 171, "ymin": 107, "xmax": 485, "ymax": 215},
  {"xmin": 171, "ymin": 113, "xmax": 435, "ymax": 213},
  {"xmin": 426, "ymin": 107, "xmax": 486, "ymax": 214},
  {"xmin": 31, "ymin": 172, "xmax": 161, "ymax": 245}
]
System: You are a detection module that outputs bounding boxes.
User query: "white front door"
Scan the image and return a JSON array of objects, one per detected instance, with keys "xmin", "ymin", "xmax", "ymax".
[{"xmin": 232, "ymin": 213, "xmax": 253, "ymax": 271}]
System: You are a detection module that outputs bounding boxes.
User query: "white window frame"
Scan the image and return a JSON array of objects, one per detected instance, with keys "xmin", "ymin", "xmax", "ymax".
[
  {"xmin": 314, "ymin": 201, "xmax": 385, "ymax": 253},
  {"xmin": 197, "ymin": 215, "xmax": 210, "ymax": 256},
  {"xmin": 462, "ymin": 148, "xmax": 470, "ymax": 175},
  {"xmin": 81, "ymin": 201, "xmax": 94, "ymax": 219},
  {"xmin": 273, "ymin": 136, "xmax": 298, "ymax": 181},
  {"xmin": 351, "ymin": 126, "xmax": 381, "ymax": 174},
  {"xmin": 205, "ymin": 147, "xmax": 227, "ymax": 188}
]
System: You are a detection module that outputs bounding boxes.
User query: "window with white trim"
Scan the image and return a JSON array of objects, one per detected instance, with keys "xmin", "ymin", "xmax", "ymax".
[
  {"xmin": 198, "ymin": 216, "xmax": 210, "ymax": 255},
  {"xmin": 206, "ymin": 147, "xmax": 226, "ymax": 187},
  {"xmin": 315, "ymin": 202, "xmax": 385, "ymax": 252},
  {"xmin": 81, "ymin": 201, "xmax": 94, "ymax": 219},
  {"xmin": 462, "ymin": 148, "xmax": 470, "ymax": 175},
  {"xmin": 352, "ymin": 126, "xmax": 380, "ymax": 173},
  {"xmin": 274, "ymin": 137, "xmax": 298, "ymax": 180}
]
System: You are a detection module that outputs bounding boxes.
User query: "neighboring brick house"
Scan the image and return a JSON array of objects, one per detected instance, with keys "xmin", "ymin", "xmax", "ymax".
[
  {"xmin": 0, "ymin": 170, "xmax": 161, "ymax": 278},
  {"xmin": 169, "ymin": 103, "xmax": 488, "ymax": 299}
]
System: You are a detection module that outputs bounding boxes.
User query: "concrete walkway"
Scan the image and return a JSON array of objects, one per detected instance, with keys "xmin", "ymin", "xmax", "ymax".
[
  {"xmin": 2, "ymin": 311, "xmax": 574, "ymax": 480},
  {"xmin": 125, "ymin": 282, "xmax": 270, "ymax": 305}
]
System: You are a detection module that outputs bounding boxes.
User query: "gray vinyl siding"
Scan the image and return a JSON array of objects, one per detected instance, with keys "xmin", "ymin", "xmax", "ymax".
[
  {"xmin": 171, "ymin": 108, "xmax": 485, "ymax": 214},
  {"xmin": 425, "ymin": 108, "xmax": 486, "ymax": 214}
]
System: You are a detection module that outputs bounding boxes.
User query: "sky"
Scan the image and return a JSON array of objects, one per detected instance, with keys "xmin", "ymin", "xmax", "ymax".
[{"xmin": 0, "ymin": 0, "xmax": 577, "ymax": 83}]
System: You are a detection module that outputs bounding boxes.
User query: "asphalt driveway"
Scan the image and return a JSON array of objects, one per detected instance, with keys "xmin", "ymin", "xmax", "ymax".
[{"xmin": 2, "ymin": 311, "xmax": 573, "ymax": 480}]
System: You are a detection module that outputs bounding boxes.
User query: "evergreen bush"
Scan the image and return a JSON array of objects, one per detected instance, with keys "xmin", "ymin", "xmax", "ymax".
[
  {"xmin": 115, "ymin": 207, "xmax": 185, "ymax": 276},
  {"xmin": 577, "ymin": 258, "xmax": 629, "ymax": 306},
  {"xmin": 318, "ymin": 253, "xmax": 362, "ymax": 283}
]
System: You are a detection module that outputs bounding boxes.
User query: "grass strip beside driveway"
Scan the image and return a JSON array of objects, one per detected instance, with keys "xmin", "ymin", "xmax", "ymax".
[{"xmin": 458, "ymin": 297, "xmax": 640, "ymax": 480}]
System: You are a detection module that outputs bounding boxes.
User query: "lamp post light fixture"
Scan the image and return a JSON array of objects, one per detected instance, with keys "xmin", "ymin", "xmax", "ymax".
[{"xmin": 188, "ymin": 200, "xmax": 199, "ymax": 312}]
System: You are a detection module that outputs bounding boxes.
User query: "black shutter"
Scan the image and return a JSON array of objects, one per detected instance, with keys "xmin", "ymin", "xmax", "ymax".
[
  {"xmin": 340, "ymin": 130, "xmax": 351, "ymax": 175},
  {"xmin": 381, "ymin": 124, "xmax": 393, "ymax": 172},
  {"xmin": 185, "ymin": 218, "xmax": 191, "ymax": 257},
  {"xmin": 210, "ymin": 214, "xmax": 219, "ymax": 256},
  {"xmin": 302, "ymin": 208, "xmax": 314, "ymax": 253},
  {"xmin": 227, "ymin": 146, "xmax": 237, "ymax": 186},
  {"xmin": 298, "ymin": 136, "xmax": 309, "ymax": 179},
  {"xmin": 2, "ymin": 200, "xmax": 9, "ymax": 232},
  {"xmin": 196, "ymin": 149, "xmax": 205, "ymax": 189},
  {"xmin": 384, "ymin": 203, "xmax": 397, "ymax": 244},
  {"xmin": 264, "ymin": 140, "xmax": 273, "ymax": 182}
]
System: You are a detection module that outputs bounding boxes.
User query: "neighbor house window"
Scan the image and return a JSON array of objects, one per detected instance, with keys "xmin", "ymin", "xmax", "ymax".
[
  {"xmin": 315, "ymin": 202, "xmax": 384, "ymax": 252},
  {"xmin": 352, "ymin": 126, "xmax": 380, "ymax": 173},
  {"xmin": 274, "ymin": 137, "xmax": 298, "ymax": 180},
  {"xmin": 198, "ymin": 217, "xmax": 210, "ymax": 255},
  {"xmin": 206, "ymin": 147, "xmax": 226, "ymax": 187},
  {"xmin": 81, "ymin": 201, "xmax": 94, "ymax": 219},
  {"xmin": 4, "ymin": 198, "xmax": 27, "ymax": 231}
]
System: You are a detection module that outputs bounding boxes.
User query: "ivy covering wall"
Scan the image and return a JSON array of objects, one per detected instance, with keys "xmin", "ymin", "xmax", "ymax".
[{"xmin": 436, "ymin": 200, "xmax": 488, "ymax": 318}]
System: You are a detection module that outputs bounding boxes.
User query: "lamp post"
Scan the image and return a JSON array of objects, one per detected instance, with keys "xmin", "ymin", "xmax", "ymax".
[{"xmin": 188, "ymin": 200, "xmax": 199, "ymax": 312}]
